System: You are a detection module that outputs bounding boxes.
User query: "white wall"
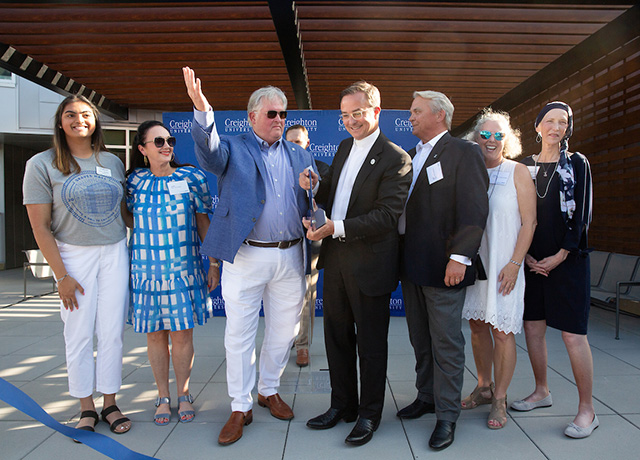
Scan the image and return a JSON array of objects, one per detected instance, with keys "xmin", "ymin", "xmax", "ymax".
[
  {"xmin": 0, "ymin": 76, "xmax": 62, "ymax": 268},
  {"xmin": 0, "ymin": 76, "xmax": 63, "ymax": 135},
  {"xmin": 0, "ymin": 144, "xmax": 4, "ymax": 268}
]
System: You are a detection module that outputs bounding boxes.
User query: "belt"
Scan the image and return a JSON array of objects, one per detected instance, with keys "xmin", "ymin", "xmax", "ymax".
[{"xmin": 244, "ymin": 238, "xmax": 302, "ymax": 249}]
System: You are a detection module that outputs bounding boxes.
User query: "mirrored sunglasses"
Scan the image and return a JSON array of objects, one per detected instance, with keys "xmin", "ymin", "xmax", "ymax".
[{"xmin": 479, "ymin": 130, "xmax": 505, "ymax": 141}]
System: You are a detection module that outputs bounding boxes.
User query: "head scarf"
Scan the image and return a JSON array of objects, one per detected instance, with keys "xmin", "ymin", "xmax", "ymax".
[{"xmin": 534, "ymin": 101, "xmax": 576, "ymax": 223}]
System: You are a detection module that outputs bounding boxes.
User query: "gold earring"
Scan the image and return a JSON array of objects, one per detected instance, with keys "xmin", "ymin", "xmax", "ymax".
[{"xmin": 143, "ymin": 156, "xmax": 148, "ymax": 165}]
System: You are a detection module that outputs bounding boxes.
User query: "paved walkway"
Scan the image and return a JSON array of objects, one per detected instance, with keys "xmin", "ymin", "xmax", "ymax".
[{"xmin": 1, "ymin": 267, "xmax": 640, "ymax": 459}]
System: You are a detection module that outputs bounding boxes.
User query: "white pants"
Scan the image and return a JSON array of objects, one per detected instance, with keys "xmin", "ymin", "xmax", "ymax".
[
  {"xmin": 57, "ymin": 238, "xmax": 129, "ymax": 398},
  {"xmin": 221, "ymin": 243, "xmax": 305, "ymax": 412}
]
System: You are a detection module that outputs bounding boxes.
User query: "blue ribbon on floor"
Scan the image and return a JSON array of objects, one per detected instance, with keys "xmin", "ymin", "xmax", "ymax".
[{"xmin": 0, "ymin": 377, "xmax": 157, "ymax": 460}]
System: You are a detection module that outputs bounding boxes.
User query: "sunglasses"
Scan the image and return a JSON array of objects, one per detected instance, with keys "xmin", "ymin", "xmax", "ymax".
[
  {"xmin": 144, "ymin": 136, "xmax": 176, "ymax": 148},
  {"xmin": 479, "ymin": 130, "xmax": 505, "ymax": 141},
  {"xmin": 266, "ymin": 110, "xmax": 287, "ymax": 119}
]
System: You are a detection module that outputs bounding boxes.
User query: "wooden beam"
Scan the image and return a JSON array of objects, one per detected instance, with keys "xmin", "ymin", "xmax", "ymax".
[
  {"xmin": 268, "ymin": 0, "xmax": 311, "ymax": 109},
  {"xmin": 0, "ymin": 41, "xmax": 128, "ymax": 119},
  {"xmin": 452, "ymin": 4, "xmax": 640, "ymax": 135}
]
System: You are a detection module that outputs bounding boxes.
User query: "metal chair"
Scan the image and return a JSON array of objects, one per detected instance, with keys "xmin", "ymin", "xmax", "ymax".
[{"xmin": 23, "ymin": 249, "xmax": 56, "ymax": 299}]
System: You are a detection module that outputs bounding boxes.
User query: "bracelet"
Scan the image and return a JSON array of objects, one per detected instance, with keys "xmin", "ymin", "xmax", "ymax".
[
  {"xmin": 210, "ymin": 260, "xmax": 220, "ymax": 268},
  {"xmin": 509, "ymin": 259, "xmax": 522, "ymax": 267},
  {"xmin": 56, "ymin": 273, "xmax": 69, "ymax": 284}
]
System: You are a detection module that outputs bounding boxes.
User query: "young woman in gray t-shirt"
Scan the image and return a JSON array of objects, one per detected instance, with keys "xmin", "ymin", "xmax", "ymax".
[{"xmin": 23, "ymin": 94, "xmax": 131, "ymax": 438}]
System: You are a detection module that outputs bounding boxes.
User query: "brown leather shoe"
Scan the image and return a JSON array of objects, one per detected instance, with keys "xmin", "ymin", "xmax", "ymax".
[
  {"xmin": 296, "ymin": 348, "xmax": 309, "ymax": 367},
  {"xmin": 258, "ymin": 393, "xmax": 294, "ymax": 420},
  {"xmin": 218, "ymin": 410, "xmax": 253, "ymax": 445}
]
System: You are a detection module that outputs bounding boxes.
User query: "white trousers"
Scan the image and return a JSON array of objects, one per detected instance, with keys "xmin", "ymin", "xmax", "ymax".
[
  {"xmin": 57, "ymin": 238, "xmax": 129, "ymax": 398},
  {"xmin": 221, "ymin": 243, "xmax": 305, "ymax": 412}
]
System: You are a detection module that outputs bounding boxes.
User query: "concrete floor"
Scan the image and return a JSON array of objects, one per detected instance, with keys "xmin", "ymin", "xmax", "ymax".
[{"xmin": 1, "ymin": 268, "xmax": 640, "ymax": 460}]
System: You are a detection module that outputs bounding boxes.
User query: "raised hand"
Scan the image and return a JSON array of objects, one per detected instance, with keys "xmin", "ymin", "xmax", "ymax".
[{"xmin": 182, "ymin": 66, "xmax": 210, "ymax": 112}]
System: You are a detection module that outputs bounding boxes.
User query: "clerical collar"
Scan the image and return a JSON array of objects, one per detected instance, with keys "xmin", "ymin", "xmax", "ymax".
[{"xmin": 353, "ymin": 127, "xmax": 380, "ymax": 150}]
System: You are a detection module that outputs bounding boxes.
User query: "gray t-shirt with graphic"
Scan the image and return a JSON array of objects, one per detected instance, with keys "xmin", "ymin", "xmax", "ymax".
[{"xmin": 23, "ymin": 149, "xmax": 126, "ymax": 245}]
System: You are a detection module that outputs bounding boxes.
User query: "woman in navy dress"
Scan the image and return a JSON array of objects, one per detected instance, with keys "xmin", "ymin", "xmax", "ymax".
[{"xmin": 511, "ymin": 102, "xmax": 596, "ymax": 438}]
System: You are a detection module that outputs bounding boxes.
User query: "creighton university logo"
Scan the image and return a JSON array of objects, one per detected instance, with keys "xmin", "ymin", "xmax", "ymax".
[
  {"xmin": 169, "ymin": 119, "xmax": 192, "ymax": 134},
  {"xmin": 61, "ymin": 172, "xmax": 122, "ymax": 227},
  {"xmin": 224, "ymin": 117, "xmax": 252, "ymax": 133},
  {"xmin": 395, "ymin": 117, "xmax": 413, "ymax": 132}
]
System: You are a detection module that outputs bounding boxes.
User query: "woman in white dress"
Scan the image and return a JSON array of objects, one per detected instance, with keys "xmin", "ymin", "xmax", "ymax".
[{"xmin": 461, "ymin": 109, "xmax": 537, "ymax": 429}]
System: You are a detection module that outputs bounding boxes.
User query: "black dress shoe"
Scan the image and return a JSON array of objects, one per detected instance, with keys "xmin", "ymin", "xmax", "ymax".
[
  {"xmin": 345, "ymin": 417, "xmax": 380, "ymax": 446},
  {"xmin": 307, "ymin": 407, "xmax": 357, "ymax": 430},
  {"xmin": 429, "ymin": 420, "xmax": 456, "ymax": 450},
  {"xmin": 396, "ymin": 398, "xmax": 435, "ymax": 419}
]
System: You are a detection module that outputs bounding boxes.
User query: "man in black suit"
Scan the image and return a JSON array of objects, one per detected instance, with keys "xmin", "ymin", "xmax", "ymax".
[
  {"xmin": 397, "ymin": 91, "xmax": 488, "ymax": 450},
  {"xmin": 299, "ymin": 81, "xmax": 411, "ymax": 446}
]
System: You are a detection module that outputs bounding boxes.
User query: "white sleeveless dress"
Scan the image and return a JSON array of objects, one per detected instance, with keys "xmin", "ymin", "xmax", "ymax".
[{"xmin": 462, "ymin": 159, "xmax": 524, "ymax": 334}]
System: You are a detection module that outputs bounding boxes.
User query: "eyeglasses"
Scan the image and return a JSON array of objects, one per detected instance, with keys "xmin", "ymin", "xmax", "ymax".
[
  {"xmin": 266, "ymin": 111, "xmax": 287, "ymax": 119},
  {"xmin": 479, "ymin": 130, "xmax": 505, "ymax": 141},
  {"xmin": 144, "ymin": 136, "xmax": 176, "ymax": 148},
  {"xmin": 340, "ymin": 107, "xmax": 371, "ymax": 121}
]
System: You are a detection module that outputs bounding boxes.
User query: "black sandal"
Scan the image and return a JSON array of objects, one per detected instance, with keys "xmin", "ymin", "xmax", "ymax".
[
  {"xmin": 101, "ymin": 405, "xmax": 131, "ymax": 434},
  {"xmin": 73, "ymin": 410, "xmax": 99, "ymax": 443}
]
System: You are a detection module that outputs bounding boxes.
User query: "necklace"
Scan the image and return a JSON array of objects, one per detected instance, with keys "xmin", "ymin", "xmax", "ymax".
[
  {"xmin": 534, "ymin": 154, "xmax": 558, "ymax": 199},
  {"xmin": 539, "ymin": 161, "xmax": 554, "ymax": 177},
  {"xmin": 487, "ymin": 160, "xmax": 504, "ymax": 201}
]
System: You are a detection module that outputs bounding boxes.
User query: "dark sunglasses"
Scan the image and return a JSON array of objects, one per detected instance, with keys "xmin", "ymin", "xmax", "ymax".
[
  {"xmin": 266, "ymin": 110, "xmax": 287, "ymax": 119},
  {"xmin": 144, "ymin": 136, "xmax": 176, "ymax": 148},
  {"xmin": 479, "ymin": 130, "xmax": 505, "ymax": 141}
]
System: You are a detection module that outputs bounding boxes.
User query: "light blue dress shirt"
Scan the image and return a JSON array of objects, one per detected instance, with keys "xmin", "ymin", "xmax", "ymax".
[{"xmin": 194, "ymin": 107, "xmax": 303, "ymax": 243}]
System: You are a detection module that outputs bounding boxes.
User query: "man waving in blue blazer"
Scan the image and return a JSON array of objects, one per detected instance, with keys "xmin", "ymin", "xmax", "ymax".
[{"xmin": 183, "ymin": 67, "xmax": 315, "ymax": 446}]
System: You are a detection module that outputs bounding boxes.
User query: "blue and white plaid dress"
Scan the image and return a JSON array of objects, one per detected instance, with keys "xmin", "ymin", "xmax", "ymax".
[{"xmin": 126, "ymin": 166, "xmax": 213, "ymax": 333}]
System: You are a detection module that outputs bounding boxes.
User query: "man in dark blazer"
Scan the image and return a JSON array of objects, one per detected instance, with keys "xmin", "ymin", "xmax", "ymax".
[
  {"xmin": 397, "ymin": 91, "xmax": 489, "ymax": 450},
  {"xmin": 300, "ymin": 81, "xmax": 412, "ymax": 446}
]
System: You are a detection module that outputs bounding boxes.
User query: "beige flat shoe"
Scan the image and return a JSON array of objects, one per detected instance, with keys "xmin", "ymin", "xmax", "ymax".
[{"xmin": 461, "ymin": 382, "xmax": 494, "ymax": 410}]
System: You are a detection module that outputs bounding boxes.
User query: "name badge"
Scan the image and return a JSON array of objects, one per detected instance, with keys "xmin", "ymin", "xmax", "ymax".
[
  {"xmin": 426, "ymin": 162, "xmax": 444, "ymax": 185},
  {"xmin": 167, "ymin": 180, "xmax": 189, "ymax": 195},
  {"xmin": 490, "ymin": 171, "xmax": 509, "ymax": 186},
  {"xmin": 96, "ymin": 166, "xmax": 112, "ymax": 177},
  {"xmin": 527, "ymin": 166, "xmax": 539, "ymax": 180}
]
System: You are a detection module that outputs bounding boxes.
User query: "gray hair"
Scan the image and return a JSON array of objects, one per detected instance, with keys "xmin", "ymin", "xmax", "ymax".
[
  {"xmin": 247, "ymin": 86, "xmax": 288, "ymax": 118},
  {"xmin": 464, "ymin": 107, "xmax": 522, "ymax": 159},
  {"xmin": 413, "ymin": 90, "xmax": 454, "ymax": 130}
]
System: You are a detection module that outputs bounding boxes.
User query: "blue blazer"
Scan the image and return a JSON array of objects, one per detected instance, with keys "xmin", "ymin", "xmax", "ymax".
[{"xmin": 192, "ymin": 119, "xmax": 315, "ymax": 263}]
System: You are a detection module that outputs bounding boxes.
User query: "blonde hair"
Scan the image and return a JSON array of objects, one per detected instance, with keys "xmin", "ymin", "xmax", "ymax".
[{"xmin": 464, "ymin": 107, "xmax": 522, "ymax": 159}]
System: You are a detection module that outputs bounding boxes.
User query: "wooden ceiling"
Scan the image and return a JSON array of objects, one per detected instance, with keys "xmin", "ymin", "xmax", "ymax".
[{"xmin": 0, "ymin": 1, "xmax": 633, "ymax": 127}]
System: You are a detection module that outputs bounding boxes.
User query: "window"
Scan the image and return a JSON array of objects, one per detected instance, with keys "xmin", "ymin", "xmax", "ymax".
[
  {"xmin": 0, "ymin": 68, "xmax": 16, "ymax": 87},
  {"xmin": 103, "ymin": 126, "xmax": 136, "ymax": 169}
]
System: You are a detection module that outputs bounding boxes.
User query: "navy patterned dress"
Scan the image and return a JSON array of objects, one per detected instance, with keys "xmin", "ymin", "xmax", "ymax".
[{"xmin": 126, "ymin": 166, "xmax": 213, "ymax": 332}]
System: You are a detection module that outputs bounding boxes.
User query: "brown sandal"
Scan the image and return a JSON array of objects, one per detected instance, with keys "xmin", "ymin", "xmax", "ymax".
[
  {"xmin": 461, "ymin": 382, "xmax": 494, "ymax": 410},
  {"xmin": 487, "ymin": 396, "xmax": 507, "ymax": 429}
]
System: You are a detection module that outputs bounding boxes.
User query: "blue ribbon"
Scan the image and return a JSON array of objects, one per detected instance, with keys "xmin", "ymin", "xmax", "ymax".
[{"xmin": 0, "ymin": 377, "xmax": 157, "ymax": 460}]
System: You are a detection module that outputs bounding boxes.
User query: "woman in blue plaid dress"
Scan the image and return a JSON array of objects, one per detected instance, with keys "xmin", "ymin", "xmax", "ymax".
[{"xmin": 124, "ymin": 120, "xmax": 219, "ymax": 425}]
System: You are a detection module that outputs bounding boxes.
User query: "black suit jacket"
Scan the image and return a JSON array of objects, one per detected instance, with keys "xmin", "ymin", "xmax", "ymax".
[
  {"xmin": 316, "ymin": 132, "xmax": 412, "ymax": 297},
  {"xmin": 402, "ymin": 132, "xmax": 489, "ymax": 289}
]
